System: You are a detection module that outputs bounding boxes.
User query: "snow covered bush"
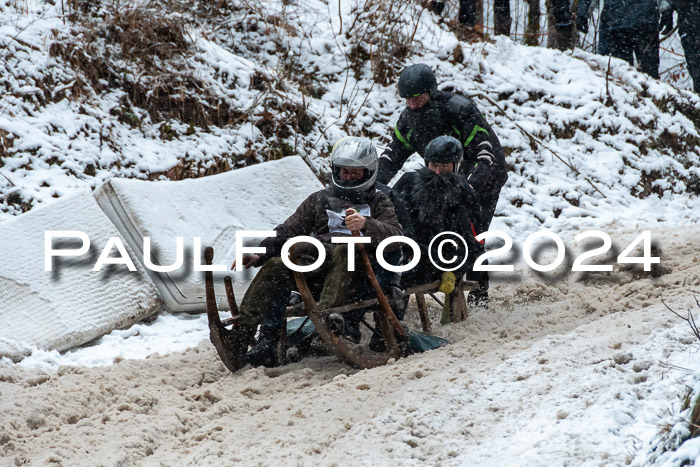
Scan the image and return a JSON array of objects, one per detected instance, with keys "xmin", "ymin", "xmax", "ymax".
[
  {"xmin": 644, "ymin": 381, "xmax": 700, "ymax": 465},
  {"xmin": 643, "ymin": 300, "xmax": 700, "ymax": 466}
]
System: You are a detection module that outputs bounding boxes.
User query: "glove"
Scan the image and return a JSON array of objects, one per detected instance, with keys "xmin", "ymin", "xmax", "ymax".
[
  {"xmin": 576, "ymin": 15, "xmax": 588, "ymax": 34},
  {"xmin": 438, "ymin": 271, "xmax": 457, "ymax": 294},
  {"xmin": 660, "ymin": 9, "xmax": 674, "ymax": 35}
]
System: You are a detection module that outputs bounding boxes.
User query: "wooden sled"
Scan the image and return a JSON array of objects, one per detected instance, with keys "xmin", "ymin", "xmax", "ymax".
[{"xmin": 204, "ymin": 246, "xmax": 477, "ymax": 373}]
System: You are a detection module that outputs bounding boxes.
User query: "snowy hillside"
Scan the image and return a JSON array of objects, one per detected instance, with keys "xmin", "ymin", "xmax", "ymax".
[
  {"xmin": 2, "ymin": 0, "xmax": 700, "ymax": 465},
  {"xmin": 2, "ymin": 0, "xmax": 700, "ymax": 232}
]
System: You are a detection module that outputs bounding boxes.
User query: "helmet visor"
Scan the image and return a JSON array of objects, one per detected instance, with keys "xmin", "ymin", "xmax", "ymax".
[{"xmin": 333, "ymin": 166, "xmax": 373, "ymax": 188}]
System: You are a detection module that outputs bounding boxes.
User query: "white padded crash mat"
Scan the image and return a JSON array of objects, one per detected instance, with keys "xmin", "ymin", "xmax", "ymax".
[
  {"xmin": 0, "ymin": 190, "xmax": 161, "ymax": 361},
  {"xmin": 94, "ymin": 156, "xmax": 324, "ymax": 312}
]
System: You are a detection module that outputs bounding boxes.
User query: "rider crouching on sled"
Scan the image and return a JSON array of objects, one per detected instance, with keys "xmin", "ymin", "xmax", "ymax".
[
  {"xmin": 231, "ymin": 137, "xmax": 403, "ymax": 367},
  {"xmin": 393, "ymin": 135, "xmax": 484, "ymax": 300},
  {"xmin": 362, "ymin": 135, "xmax": 484, "ymax": 353}
]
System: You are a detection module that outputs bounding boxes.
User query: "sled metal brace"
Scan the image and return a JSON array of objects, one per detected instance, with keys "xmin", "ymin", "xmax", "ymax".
[{"xmin": 429, "ymin": 292, "xmax": 444, "ymax": 307}]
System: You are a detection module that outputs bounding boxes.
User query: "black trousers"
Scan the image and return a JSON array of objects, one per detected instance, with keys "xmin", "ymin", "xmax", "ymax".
[
  {"xmin": 677, "ymin": 3, "xmax": 700, "ymax": 93},
  {"xmin": 466, "ymin": 187, "xmax": 501, "ymax": 293},
  {"xmin": 600, "ymin": 25, "xmax": 660, "ymax": 79},
  {"xmin": 459, "ymin": 0, "xmax": 511, "ymax": 36}
]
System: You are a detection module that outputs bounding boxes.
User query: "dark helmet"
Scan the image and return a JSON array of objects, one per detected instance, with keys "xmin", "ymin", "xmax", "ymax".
[
  {"xmin": 330, "ymin": 136, "xmax": 378, "ymax": 199},
  {"xmin": 398, "ymin": 63, "xmax": 437, "ymax": 98},
  {"xmin": 424, "ymin": 136, "xmax": 463, "ymax": 172}
]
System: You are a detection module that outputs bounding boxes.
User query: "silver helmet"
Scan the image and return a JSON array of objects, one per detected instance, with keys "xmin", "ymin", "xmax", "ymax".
[{"xmin": 330, "ymin": 136, "xmax": 378, "ymax": 197}]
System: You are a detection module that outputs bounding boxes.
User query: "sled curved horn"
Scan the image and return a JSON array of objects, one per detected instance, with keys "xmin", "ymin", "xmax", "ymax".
[{"xmin": 204, "ymin": 247, "xmax": 250, "ymax": 373}]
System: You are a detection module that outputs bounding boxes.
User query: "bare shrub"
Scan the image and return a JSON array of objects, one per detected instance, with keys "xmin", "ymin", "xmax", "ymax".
[
  {"xmin": 652, "ymin": 298, "xmax": 700, "ymax": 460},
  {"xmin": 344, "ymin": 0, "xmax": 420, "ymax": 86},
  {"xmin": 151, "ymin": 154, "xmax": 233, "ymax": 181},
  {"xmin": 664, "ymin": 298, "xmax": 700, "ymax": 343},
  {"xmin": 52, "ymin": 0, "xmax": 241, "ymax": 127}
]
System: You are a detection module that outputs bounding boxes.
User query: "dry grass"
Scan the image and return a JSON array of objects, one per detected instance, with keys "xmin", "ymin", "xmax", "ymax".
[
  {"xmin": 51, "ymin": 0, "xmax": 242, "ymax": 128},
  {"xmin": 45, "ymin": 0, "xmax": 417, "ymax": 166},
  {"xmin": 344, "ymin": 0, "xmax": 418, "ymax": 86},
  {"xmin": 689, "ymin": 395, "xmax": 700, "ymax": 440},
  {"xmin": 652, "ymin": 299, "xmax": 700, "ymax": 460}
]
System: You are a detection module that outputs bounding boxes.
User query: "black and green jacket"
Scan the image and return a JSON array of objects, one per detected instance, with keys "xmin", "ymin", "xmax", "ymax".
[{"xmin": 378, "ymin": 91, "xmax": 508, "ymax": 197}]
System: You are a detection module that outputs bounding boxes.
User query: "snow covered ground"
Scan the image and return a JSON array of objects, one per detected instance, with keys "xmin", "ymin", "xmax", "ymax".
[
  {"xmin": 1, "ymin": 224, "xmax": 699, "ymax": 465},
  {"xmin": 1, "ymin": 0, "xmax": 700, "ymax": 465}
]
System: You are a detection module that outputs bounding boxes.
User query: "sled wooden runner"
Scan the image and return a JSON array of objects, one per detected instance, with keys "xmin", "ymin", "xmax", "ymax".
[{"xmin": 204, "ymin": 247, "xmax": 254, "ymax": 373}]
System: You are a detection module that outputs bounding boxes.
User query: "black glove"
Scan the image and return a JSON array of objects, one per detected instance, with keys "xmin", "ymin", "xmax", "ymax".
[
  {"xmin": 660, "ymin": 9, "xmax": 674, "ymax": 35},
  {"xmin": 576, "ymin": 15, "xmax": 588, "ymax": 34}
]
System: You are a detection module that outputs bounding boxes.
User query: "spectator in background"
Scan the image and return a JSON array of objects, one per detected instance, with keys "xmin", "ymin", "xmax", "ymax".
[
  {"xmin": 552, "ymin": 0, "xmax": 573, "ymax": 30},
  {"xmin": 429, "ymin": 0, "xmax": 511, "ymax": 36},
  {"xmin": 492, "ymin": 0, "xmax": 511, "ymax": 36},
  {"xmin": 660, "ymin": 0, "xmax": 700, "ymax": 93},
  {"xmin": 576, "ymin": 0, "xmax": 661, "ymax": 79},
  {"xmin": 550, "ymin": 0, "xmax": 574, "ymax": 50}
]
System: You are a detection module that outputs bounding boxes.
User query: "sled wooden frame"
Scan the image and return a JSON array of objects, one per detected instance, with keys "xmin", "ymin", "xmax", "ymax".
[
  {"xmin": 204, "ymin": 246, "xmax": 477, "ymax": 373},
  {"xmin": 278, "ymin": 278, "xmax": 477, "ymax": 332}
]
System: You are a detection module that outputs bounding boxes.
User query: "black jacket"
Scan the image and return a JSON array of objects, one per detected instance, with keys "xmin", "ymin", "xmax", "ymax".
[
  {"xmin": 578, "ymin": 0, "xmax": 660, "ymax": 31},
  {"xmin": 393, "ymin": 169, "xmax": 484, "ymax": 278},
  {"xmin": 376, "ymin": 182, "xmax": 414, "ymax": 240},
  {"xmin": 378, "ymin": 91, "xmax": 508, "ymax": 197}
]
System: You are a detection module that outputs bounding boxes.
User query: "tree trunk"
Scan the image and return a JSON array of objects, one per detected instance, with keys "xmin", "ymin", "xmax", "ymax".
[
  {"xmin": 524, "ymin": 0, "xmax": 540, "ymax": 46},
  {"xmin": 493, "ymin": 0, "xmax": 512, "ymax": 36},
  {"xmin": 474, "ymin": 0, "xmax": 483, "ymax": 34},
  {"xmin": 546, "ymin": 0, "xmax": 556, "ymax": 48}
]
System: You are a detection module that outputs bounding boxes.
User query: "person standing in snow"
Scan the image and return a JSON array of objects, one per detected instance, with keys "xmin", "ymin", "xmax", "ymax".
[
  {"xmin": 393, "ymin": 136, "xmax": 485, "ymax": 296},
  {"xmin": 549, "ymin": 0, "xmax": 575, "ymax": 51},
  {"xmin": 659, "ymin": 0, "xmax": 700, "ymax": 93},
  {"xmin": 378, "ymin": 63, "xmax": 507, "ymax": 309},
  {"xmin": 231, "ymin": 137, "xmax": 403, "ymax": 367},
  {"xmin": 576, "ymin": 0, "xmax": 662, "ymax": 78}
]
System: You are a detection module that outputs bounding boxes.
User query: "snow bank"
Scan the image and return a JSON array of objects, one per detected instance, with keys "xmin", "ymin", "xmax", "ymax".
[
  {"xmin": 94, "ymin": 156, "xmax": 323, "ymax": 312},
  {"xmin": 0, "ymin": 190, "xmax": 160, "ymax": 361}
]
